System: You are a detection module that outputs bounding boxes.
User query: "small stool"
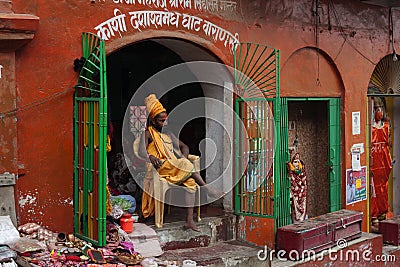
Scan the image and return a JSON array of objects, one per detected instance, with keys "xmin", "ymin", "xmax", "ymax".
[{"xmin": 379, "ymin": 216, "xmax": 400, "ymax": 245}]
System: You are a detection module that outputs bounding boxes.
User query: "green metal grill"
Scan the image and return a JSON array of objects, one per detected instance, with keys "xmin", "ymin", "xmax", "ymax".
[
  {"xmin": 234, "ymin": 43, "xmax": 279, "ymax": 98},
  {"xmin": 233, "ymin": 43, "xmax": 291, "ymax": 228},
  {"xmin": 276, "ymin": 97, "xmax": 291, "ymax": 227},
  {"xmin": 74, "ymin": 32, "xmax": 108, "ymax": 246},
  {"xmin": 235, "ymin": 98, "xmax": 275, "ymax": 217}
]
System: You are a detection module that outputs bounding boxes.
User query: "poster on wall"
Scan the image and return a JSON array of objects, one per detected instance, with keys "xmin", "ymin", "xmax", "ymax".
[
  {"xmin": 346, "ymin": 167, "xmax": 367, "ymax": 205},
  {"xmin": 352, "ymin": 111, "xmax": 360, "ymax": 135},
  {"xmin": 351, "ymin": 143, "xmax": 364, "ymax": 171}
]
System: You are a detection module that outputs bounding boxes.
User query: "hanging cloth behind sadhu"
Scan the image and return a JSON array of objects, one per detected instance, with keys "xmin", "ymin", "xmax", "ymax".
[
  {"xmin": 141, "ymin": 126, "xmax": 198, "ymax": 218},
  {"xmin": 371, "ymin": 122, "xmax": 392, "ymax": 218}
]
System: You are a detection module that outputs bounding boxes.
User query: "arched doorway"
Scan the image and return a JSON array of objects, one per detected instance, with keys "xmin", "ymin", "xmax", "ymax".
[
  {"xmin": 105, "ymin": 38, "xmax": 231, "ymax": 224},
  {"xmin": 368, "ymin": 53, "xmax": 400, "ymax": 231},
  {"xmin": 281, "ymin": 47, "xmax": 344, "ymax": 219},
  {"xmin": 74, "ymin": 34, "xmax": 235, "ymax": 245}
]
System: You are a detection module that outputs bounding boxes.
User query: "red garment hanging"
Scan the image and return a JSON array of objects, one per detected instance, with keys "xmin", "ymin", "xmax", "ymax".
[{"xmin": 371, "ymin": 122, "xmax": 392, "ymax": 218}]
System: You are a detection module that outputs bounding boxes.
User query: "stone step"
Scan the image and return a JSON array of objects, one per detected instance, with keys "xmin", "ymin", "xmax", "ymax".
[
  {"xmin": 158, "ymin": 240, "xmax": 268, "ymax": 267},
  {"xmin": 152, "ymin": 213, "xmax": 237, "ymax": 250}
]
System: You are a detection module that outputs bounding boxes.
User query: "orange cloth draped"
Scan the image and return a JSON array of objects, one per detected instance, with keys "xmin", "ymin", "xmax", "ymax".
[
  {"xmin": 106, "ymin": 186, "xmax": 112, "ymax": 216},
  {"xmin": 371, "ymin": 122, "xmax": 392, "ymax": 218},
  {"xmin": 141, "ymin": 172, "xmax": 156, "ymax": 218},
  {"xmin": 145, "ymin": 94, "xmax": 166, "ymax": 119},
  {"xmin": 141, "ymin": 126, "xmax": 197, "ymax": 218}
]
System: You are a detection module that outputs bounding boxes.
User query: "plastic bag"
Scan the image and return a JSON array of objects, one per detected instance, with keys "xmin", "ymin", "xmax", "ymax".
[
  {"xmin": 110, "ymin": 195, "xmax": 136, "ymax": 213},
  {"xmin": 0, "ymin": 245, "xmax": 17, "ymax": 261},
  {"xmin": 110, "ymin": 205, "xmax": 124, "ymax": 220},
  {"xmin": 0, "ymin": 216, "xmax": 20, "ymax": 245},
  {"xmin": 0, "ymin": 258, "xmax": 17, "ymax": 267}
]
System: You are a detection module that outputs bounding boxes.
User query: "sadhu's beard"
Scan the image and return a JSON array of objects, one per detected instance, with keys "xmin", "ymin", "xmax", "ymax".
[{"xmin": 154, "ymin": 124, "xmax": 168, "ymax": 132}]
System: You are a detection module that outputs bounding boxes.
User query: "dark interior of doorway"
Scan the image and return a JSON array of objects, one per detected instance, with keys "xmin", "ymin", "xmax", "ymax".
[
  {"xmin": 105, "ymin": 39, "xmax": 223, "ymax": 225},
  {"xmin": 288, "ymin": 101, "xmax": 330, "ymax": 218}
]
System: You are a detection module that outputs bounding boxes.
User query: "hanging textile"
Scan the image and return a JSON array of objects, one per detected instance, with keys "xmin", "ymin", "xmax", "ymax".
[
  {"xmin": 287, "ymin": 153, "xmax": 307, "ymax": 222},
  {"xmin": 371, "ymin": 118, "xmax": 392, "ymax": 218}
]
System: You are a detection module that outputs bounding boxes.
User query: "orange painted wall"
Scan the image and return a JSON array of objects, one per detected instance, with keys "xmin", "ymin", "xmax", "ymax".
[
  {"xmin": 7, "ymin": 0, "xmax": 397, "ymax": 233},
  {"xmin": 237, "ymin": 216, "xmax": 275, "ymax": 248}
]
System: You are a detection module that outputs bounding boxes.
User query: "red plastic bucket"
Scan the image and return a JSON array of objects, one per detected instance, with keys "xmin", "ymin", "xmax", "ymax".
[{"xmin": 120, "ymin": 213, "xmax": 134, "ymax": 233}]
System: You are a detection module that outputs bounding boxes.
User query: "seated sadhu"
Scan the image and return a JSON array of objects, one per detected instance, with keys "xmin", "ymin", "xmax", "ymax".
[{"xmin": 139, "ymin": 94, "xmax": 223, "ymax": 231}]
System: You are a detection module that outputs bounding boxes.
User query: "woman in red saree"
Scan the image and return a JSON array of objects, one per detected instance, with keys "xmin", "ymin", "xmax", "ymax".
[
  {"xmin": 371, "ymin": 106, "xmax": 392, "ymax": 222},
  {"xmin": 287, "ymin": 153, "xmax": 307, "ymax": 222}
]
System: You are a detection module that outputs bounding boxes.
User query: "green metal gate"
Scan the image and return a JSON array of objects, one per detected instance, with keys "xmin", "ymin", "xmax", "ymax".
[
  {"xmin": 277, "ymin": 97, "xmax": 291, "ymax": 227},
  {"xmin": 233, "ymin": 43, "xmax": 291, "ymax": 229},
  {"xmin": 73, "ymin": 32, "xmax": 108, "ymax": 246}
]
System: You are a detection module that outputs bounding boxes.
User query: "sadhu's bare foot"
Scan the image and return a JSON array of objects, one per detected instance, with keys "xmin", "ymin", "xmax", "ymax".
[{"xmin": 183, "ymin": 221, "xmax": 201, "ymax": 232}]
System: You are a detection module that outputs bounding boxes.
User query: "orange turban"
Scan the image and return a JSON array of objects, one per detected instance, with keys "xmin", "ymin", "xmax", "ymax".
[{"xmin": 145, "ymin": 94, "xmax": 166, "ymax": 119}]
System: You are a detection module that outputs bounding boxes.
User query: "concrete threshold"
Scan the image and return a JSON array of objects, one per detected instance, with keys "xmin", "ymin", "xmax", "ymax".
[
  {"xmin": 158, "ymin": 240, "xmax": 268, "ymax": 267},
  {"xmin": 153, "ymin": 214, "xmax": 236, "ymax": 250}
]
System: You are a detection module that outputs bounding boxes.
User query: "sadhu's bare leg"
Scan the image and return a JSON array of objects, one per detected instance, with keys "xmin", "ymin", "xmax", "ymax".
[
  {"xmin": 191, "ymin": 172, "xmax": 225, "ymax": 199},
  {"xmin": 184, "ymin": 191, "xmax": 200, "ymax": 232},
  {"xmin": 190, "ymin": 172, "xmax": 206, "ymax": 186}
]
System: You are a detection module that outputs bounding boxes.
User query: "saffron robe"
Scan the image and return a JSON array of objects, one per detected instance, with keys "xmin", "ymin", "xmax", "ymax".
[{"xmin": 141, "ymin": 126, "xmax": 197, "ymax": 218}]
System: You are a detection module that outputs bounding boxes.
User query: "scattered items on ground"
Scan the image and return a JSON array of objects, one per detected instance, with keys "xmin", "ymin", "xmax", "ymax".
[{"xmin": 0, "ymin": 216, "xmax": 199, "ymax": 267}]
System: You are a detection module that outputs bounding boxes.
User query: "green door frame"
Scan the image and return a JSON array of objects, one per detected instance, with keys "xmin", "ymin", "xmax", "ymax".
[{"xmin": 285, "ymin": 97, "xmax": 341, "ymax": 213}]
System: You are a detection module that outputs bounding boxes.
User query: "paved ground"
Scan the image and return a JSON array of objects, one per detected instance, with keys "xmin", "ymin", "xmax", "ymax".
[{"xmin": 158, "ymin": 240, "xmax": 267, "ymax": 267}]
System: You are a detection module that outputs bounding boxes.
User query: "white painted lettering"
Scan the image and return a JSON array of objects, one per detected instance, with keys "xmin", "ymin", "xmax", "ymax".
[
  {"xmin": 94, "ymin": 9, "xmax": 127, "ymax": 40},
  {"xmin": 95, "ymin": 10, "xmax": 239, "ymax": 53},
  {"xmin": 182, "ymin": 13, "xmax": 202, "ymax": 31},
  {"xmin": 169, "ymin": 0, "xmax": 192, "ymax": 9},
  {"xmin": 219, "ymin": 0, "xmax": 237, "ymax": 12},
  {"xmin": 128, "ymin": 10, "xmax": 181, "ymax": 32},
  {"xmin": 202, "ymin": 19, "xmax": 239, "ymax": 51},
  {"xmin": 112, "ymin": 0, "xmax": 237, "ymax": 13}
]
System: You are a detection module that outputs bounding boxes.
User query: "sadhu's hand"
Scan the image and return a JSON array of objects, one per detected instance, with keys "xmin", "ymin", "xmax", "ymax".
[{"xmin": 149, "ymin": 155, "xmax": 162, "ymax": 169}]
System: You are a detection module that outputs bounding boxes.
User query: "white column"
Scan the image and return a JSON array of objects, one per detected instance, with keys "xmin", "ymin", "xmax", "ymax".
[
  {"xmin": 222, "ymin": 82, "xmax": 234, "ymax": 211},
  {"xmin": 203, "ymin": 82, "xmax": 234, "ymax": 210}
]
